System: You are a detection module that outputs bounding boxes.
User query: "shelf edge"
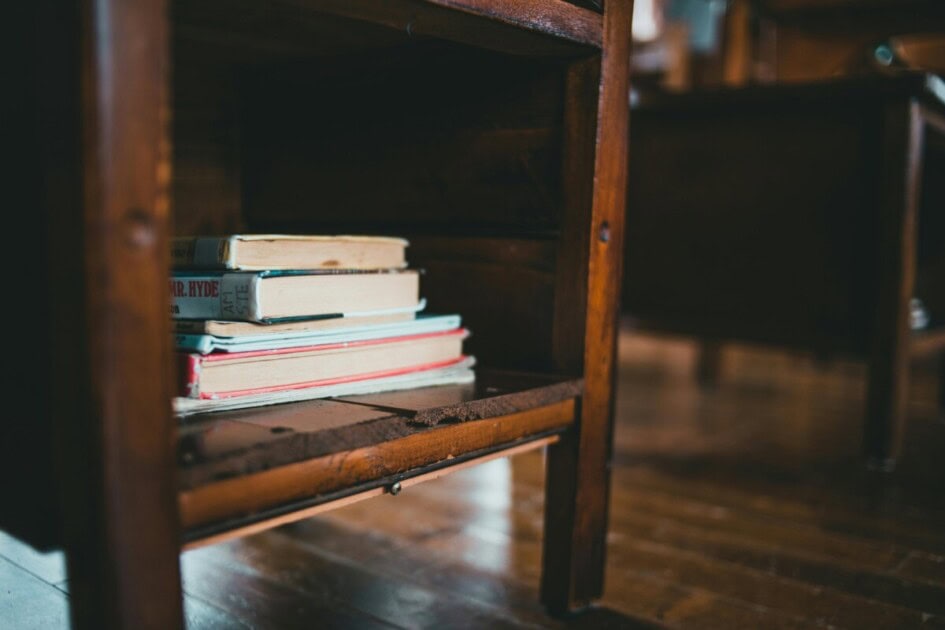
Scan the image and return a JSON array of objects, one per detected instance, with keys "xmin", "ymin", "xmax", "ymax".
[
  {"xmin": 179, "ymin": 399, "xmax": 576, "ymax": 533},
  {"xmin": 182, "ymin": 433, "xmax": 559, "ymax": 550}
]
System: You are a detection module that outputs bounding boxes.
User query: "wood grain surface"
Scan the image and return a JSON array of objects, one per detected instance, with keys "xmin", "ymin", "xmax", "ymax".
[{"xmin": 7, "ymin": 328, "xmax": 945, "ymax": 628}]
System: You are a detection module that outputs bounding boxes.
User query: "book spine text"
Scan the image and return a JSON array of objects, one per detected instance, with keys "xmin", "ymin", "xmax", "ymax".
[
  {"xmin": 169, "ymin": 273, "xmax": 260, "ymax": 320},
  {"xmin": 170, "ymin": 236, "xmax": 234, "ymax": 268},
  {"xmin": 178, "ymin": 353, "xmax": 203, "ymax": 398}
]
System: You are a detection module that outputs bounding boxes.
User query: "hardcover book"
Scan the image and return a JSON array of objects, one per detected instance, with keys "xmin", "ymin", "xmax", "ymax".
[
  {"xmin": 174, "ymin": 357, "xmax": 476, "ymax": 417},
  {"xmin": 172, "ymin": 300, "xmax": 424, "ymax": 336},
  {"xmin": 171, "ymin": 234, "xmax": 408, "ymax": 271},
  {"xmin": 169, "ymin": 269, "xmax": 419, "ymax": 322},
  {"xmin": 178, "ymin": 328, "xmax": 469, "ymax": 399},
  {"xmin": 176, "ymin": 313, "xmax": 461, "ymax": 354}
]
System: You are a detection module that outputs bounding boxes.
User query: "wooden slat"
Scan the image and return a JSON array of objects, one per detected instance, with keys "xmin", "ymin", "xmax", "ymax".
[
  {"xmin": 65, "ymin": 0, "xmax": 183, "ymax": 628},
  {"xmin": 864, "ymin": 100, "xmax": 924, "ymax": 466},
  {"xmin": 542, "ymin": 0, "xmax": 632, "ymax": 613},
  {"xmin": 284, "ymin": 0, "xmax": 602, "ymax": 53},
  {"xmin": 183, "ymin": 436, "xmax": 558, "ymax": 550},
  {"xmin": 334, "ymin": 371, "xmax": 582, "ymax": 425},
  {"xmin": 180, "ymin": 400, "xmax": 575, "ymax": 530},
  {"xmin": 178, "ymin": 372, "xmax": 582, "ymax": 487}
]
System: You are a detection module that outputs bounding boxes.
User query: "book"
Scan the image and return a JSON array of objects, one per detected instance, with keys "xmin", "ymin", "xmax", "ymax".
[
  {"xmin": 179, "ymin": 328, "xmax": 469, "ymax": 399},
  {"xmin": 170, "ymin": 269, "xmax": 419, "ymax": 322},
  {"xmin": 174, "ymin": 357, "xmax": 476, "ymax": 417},
  {"xmin": 172, "ymin": 300, "xmax": 425, "ymax": 336},
  {"xmin": 176, "ymin": 313, "xmax": 461, "ymax": 354},
  {"xmin": 171, "ymin": 234, "xmax": 408, "ymax": 271}
]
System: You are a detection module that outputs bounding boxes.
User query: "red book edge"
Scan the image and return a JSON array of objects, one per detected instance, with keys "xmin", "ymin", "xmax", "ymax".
[
  {"xmin": 179, "ymin": 353, "xmax": 202, "ymax": 399},
  {"xmin": 197, "ymin": 327, "xmax": 468, "ymax": 362},
  {"xmin": 194, "ymin": 355, "xmax": 469, "ymax": 399},
  {"xmin": 177, "ymin": 328, "xmax": 469, "ymax": 399}
]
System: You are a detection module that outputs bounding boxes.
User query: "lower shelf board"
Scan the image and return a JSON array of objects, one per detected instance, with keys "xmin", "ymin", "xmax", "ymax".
[
  {"xmin": 182, "ymin": 434, "xmax": 560, "ymax": 550},
  {"xmin": 178, "ymin": 370, "xmax": 581, "ymax": 542}
]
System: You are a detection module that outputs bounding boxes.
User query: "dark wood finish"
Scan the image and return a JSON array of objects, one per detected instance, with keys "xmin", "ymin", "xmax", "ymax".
[
  {"xmin": 280, "ymin": 0, "xmax": 602, "ymax": 54},
  {"xmin": 543, "ymin": 53, "xmax": 597, "ymax": 616},
  {"xmin": 10, "ymin": 329, "xmax": 945, "ymax": 627},
  {"xmin": 183, "ymin": 436, "xmax": 559, "ymax": 550},
  {"xmin": 624, "ymin": 76, "xmax": 945, "ymax": 466},
  {"xmin": 336, "ymin": 371, "xmax": 583, "ymax": 424},
  {"xmin": 241, "ymin": 48, "xmax": 565, "ymax": 235},
  {"xmin": 543, "ymin": 54, "xmax": 598, "ymax": 616},
  {"xmin": 694, "ymin": 341, "xmax": 724, "ymax": 387},
  {"xmin": 865, "ymin": 101, "xmax": 923, "ymax": 467},
  {"xmin": 407, "ymin": 237, "xmax": 558, "ymax": 371},
  {"xmin": 179, "ymin": 372, "xmax": 582, "ymax": 487},
  {"xmin": 180, "ymin": 400, "xmax": 576, "ymax": 531},
  {"xmin": 14, "ymin": 0, "xmax": 630, "ymax": 623},
  {"xmin": 940, "ymin": 354, "xmax": 945, "ymax": 420},
  {"xmin": 749, "ymin": 0, "xmax": 945, "ymax": 84},
  {"xmin": 542, "ymin": 0, "xmax": 632, "ymax": 614},
  {"xmin": 174, "ymin": 0, "xmax": 601, "ymax": 59},
  {"xmin": 66, "ymin": 0, "xmax": 184, "ymax": 628},
  {"xmin": 913, "ymin": 330, "xmax": 945, "ymax": 357}
]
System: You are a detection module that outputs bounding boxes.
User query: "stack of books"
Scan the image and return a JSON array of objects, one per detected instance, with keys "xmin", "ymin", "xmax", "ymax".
[{"xmin": 169, "ymin": 234, "xmax": 474, "ymax": 416}]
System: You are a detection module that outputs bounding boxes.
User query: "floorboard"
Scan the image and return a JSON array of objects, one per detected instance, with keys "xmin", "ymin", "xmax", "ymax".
[{"xmin": 3, "ymin": 324, "xmax": 944, "ymax": 628}]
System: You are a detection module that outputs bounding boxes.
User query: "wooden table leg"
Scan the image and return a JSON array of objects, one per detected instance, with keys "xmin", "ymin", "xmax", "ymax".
[
  {"xmin": 696, "ymin": 341, "xmax": 724, "ymax": 387},
  {"xmin": 864, "ymin": 101, "xmax": 923, "ymax": 470},
  {"xmin": 541, "ymin": 0, "xmax": 631, "ymax": 614},
  {"xmin": 60, "ymin": 1, "xmax": 183, "ymax": 627},
  {"xmin": 939, "ymin": 354, "xmax": 945, "ymax": 422}
]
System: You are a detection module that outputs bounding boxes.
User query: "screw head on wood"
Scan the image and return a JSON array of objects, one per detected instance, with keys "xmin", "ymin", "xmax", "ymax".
[
  {"xmin": 389, "ymin": 482, "xmax": 402, "ymax": 496},
  {"xmin": 599, "ymin": 221, "xmax": 611, "ymax": 243}
]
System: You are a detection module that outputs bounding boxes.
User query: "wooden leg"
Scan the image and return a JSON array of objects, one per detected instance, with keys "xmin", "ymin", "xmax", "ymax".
[
  {"xmin": 695, "ymin": 341, "xmax": 723, "ymax": 387},
  {"xmin": 542, "ymin": 0, "xmax": 632, "ymax": 614},
  {"xmin": 864, "ymin": 101, "xmax": 923, "ymax": 470},
  {"xmin": 865, "ymin": 346, "xmax": 911, "ymax": 472},
  {"xmin": 60, "ymin": 0, "xmax": 184, "ymax": 627},
  {"xmin": 542, "ymin": 395, "xmax": 619, "ymax": 614},
  {"xmin": 939, "ymin": 355, "xmax": 945, "ymax": 422},
  {"xmin": 541, "ymin": 427, "xmax": 583, "ymax": 614}
]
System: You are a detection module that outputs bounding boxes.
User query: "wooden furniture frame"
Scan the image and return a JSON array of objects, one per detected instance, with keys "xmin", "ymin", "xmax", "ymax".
[
  {"xmin": 622, "ymin": 75, "xmax": 945, "ymax": 468},
  {"xmin": 9, "ymin": 1, "xmax": 632, "ymax": 628}
]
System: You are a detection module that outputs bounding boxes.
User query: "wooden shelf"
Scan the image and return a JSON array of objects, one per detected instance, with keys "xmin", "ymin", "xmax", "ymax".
[
  {"xmin": 178, "ymin": 370, "xmax": 582, "ymax": 541},
  {"xmin": 176, "ymin": 0, "xmax": 602, "ymax": 59},
  {"xmin": 15, "ymin": 0, "xmax": 631, "ymax": 622}
]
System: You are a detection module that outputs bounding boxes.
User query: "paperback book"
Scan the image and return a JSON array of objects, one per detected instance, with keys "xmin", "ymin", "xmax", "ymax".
[
  {"xmin": 176, "ymin": 313, "xmax": 461, "ymax": 354},
  {"xmin": 172, "ymin": 300, "xmax": 425, "ymax": 336},
  {"xmin": 178, "ymin": 328, "xmax": 469, "ymax": 399},
  {"xmin": 174, "ymin": 357, "xmax": 476, "ymax": 417},
  {"xmin": 171, "ymin": 234, "xmax": 408, "ymax": 271},
  {"xmin": 169, "ymin": 269, "xmax": 419, "ymax": 322}
]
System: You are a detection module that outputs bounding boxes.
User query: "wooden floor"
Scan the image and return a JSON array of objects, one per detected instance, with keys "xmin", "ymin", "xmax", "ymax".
[{"xmin": 4, "ymin": 325, "xmax": 945, "ymax": 629}]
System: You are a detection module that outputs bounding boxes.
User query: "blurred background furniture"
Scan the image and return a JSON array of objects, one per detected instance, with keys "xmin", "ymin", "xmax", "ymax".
[
  {"xmin": 623, "ymin": 0, "xmax": 945, "ymax": 468},
  {"xmin": 623, "ymin": 74, "xmax": 944, "ymax": 468}
]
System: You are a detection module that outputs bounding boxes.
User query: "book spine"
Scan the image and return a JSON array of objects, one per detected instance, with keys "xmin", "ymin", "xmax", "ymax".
[
  {"xmin": 170, "ymin": 236, "xmax": 234, "ymax": 269},
  {"xmin": 174, "ymin": 334, "xmax": 214, "ymax": 354},
  {"xmin": 171, "ymin": 320, "xmax": 208, "ymax": 334},
  {"xmin": 178, "ymin": 353, "xmax": 203, "ymax": 398},
  {"xmin": 169, "ymin": 272, "xmax": 261, "ymax": 321}
]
